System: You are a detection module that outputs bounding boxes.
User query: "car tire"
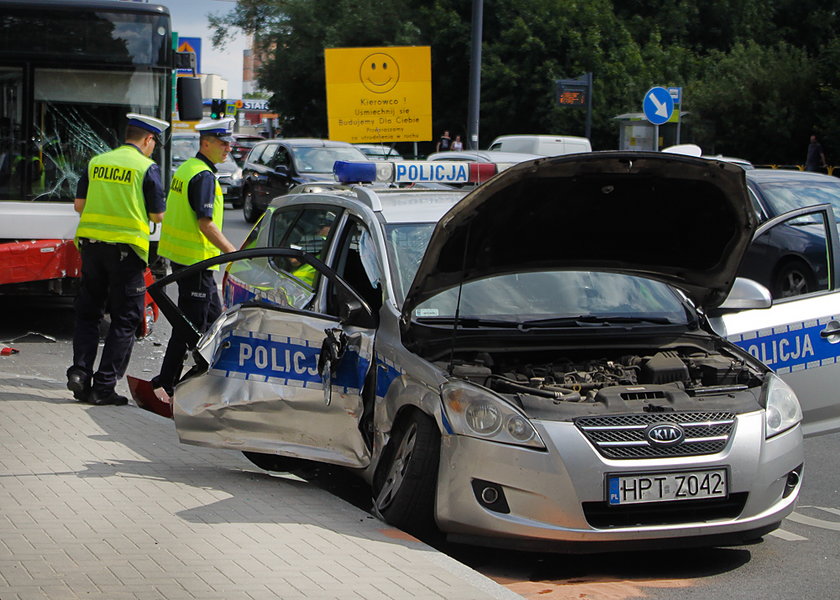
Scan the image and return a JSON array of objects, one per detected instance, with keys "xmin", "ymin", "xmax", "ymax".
[
  {"xmin": 243, "ymin": 188, "xmax": 259, "ymax": 223},
  {"xmin": 372, "ymin": 410, "xmax": 440, "ymax": 537},
  {"xmin": 773, "ymin": 259, "xmax": 816, "ymax": 298},
  {"xmin": 242, "ymin": 451, "xmax": 309, "ymax": 472}
]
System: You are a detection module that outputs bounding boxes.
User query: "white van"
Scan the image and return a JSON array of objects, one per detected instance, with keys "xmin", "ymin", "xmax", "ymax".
[{"xmin": 488, "ymin": 134, "xmax": 591, "ymax": 156}]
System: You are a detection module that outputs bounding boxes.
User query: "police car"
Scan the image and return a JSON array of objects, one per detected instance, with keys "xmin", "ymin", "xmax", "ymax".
[{"xmin": 149, "ymin": 152, "xmax": 820, "ymax": 551}]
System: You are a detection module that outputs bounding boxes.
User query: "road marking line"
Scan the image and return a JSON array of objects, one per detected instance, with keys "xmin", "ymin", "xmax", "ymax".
[
  {"xmin": 811, "ymin": 506, "xmax": 840, "ymax": 517},
  {"xmin": 787, "ymin": 509, "xmax": 840, "ymax": 532},
  {"xmin": 768, "ymin": 528, "xmax": 807, "ymax": 541}
]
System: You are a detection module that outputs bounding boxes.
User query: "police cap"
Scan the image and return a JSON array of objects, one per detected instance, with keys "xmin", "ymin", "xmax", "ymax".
[
  {"xmin": 126, "ymin": 113, "xmax": 170, "ymax": 139},
  {"xmin": 196, "ymin": 118, "xmax": 235, "ymax": 143}
]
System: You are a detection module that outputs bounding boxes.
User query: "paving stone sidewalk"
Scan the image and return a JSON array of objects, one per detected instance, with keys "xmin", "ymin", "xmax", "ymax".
[{"xmin": 0, "ymin": 371, "xmax": 523, "ymax": 600}]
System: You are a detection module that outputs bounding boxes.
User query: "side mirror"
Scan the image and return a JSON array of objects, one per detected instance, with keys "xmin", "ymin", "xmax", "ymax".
[
  {"xmin": 716, "ymin": 277, "xmax": 773, "ymax": 312},
  {"xmin": 274, "ymin": 164, "xmax": 289, "ymax": 176},
  {"xmin": 340, "ymin": 297, "xmax": 364, "ymax": 323},
  {"xmin": 338, "ymin": 295, "xmax": 377, "ymax": 328}
]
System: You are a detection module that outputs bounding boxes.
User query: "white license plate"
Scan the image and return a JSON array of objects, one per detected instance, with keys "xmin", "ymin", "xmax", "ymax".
[{"xmin": 607, "ymin": 469, "xmax": 727, "ymax": 505}]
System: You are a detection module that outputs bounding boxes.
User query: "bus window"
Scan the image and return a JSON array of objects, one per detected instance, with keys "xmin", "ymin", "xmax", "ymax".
[
  {"xmin": 32, "ymin": 69, "xmax": 162, "ymax": 202},
  {"xmin": 0, "ymin": 2, "xmax": 173, "ymax": 203},
  {"xmin": 0, "ymin": 67, "xmax": 26, "ymax": 201}
]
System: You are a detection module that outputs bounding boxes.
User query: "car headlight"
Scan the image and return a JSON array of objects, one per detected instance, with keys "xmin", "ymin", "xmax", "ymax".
[
  {"xmin": 764, "ymin": 373, "xmax": 803, "ymax": 438},
  {"xmin": 231, "ymin": 169, "xmax": 243, "ymax": 185},
  {"xmin": 441, "ymin": 379, "xmax": 545, "ymax": 449}
]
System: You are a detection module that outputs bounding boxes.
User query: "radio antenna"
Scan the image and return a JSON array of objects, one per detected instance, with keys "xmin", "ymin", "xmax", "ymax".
[{"xmin": 447, "ymin": 222, "xmax": 471, "ymax": 375}]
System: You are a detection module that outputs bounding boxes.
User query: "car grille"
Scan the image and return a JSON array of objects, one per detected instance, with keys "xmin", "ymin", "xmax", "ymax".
[
  {"xmin": 574, "ymin": 412, "xmax": 736, "ymax": 459},
  {"xmin": 582, "ymin": 492, "xmax": 748, "ymax": 528}
]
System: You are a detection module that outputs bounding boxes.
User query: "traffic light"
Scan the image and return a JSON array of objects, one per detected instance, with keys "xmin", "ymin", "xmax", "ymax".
[{"xmin": 210, "ymin": 98, "xmax": 227, "ymax": 119}]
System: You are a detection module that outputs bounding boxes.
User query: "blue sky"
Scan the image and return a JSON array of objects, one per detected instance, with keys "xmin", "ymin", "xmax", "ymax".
[{"xmin": 154, "ymin": 0, "xmax": 248, "ymax": 98}]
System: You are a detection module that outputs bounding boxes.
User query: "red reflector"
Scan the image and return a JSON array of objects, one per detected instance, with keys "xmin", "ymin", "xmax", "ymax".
[{"xmin": 468, "ymin": 163, "xmax": 497, "ymax": 183}]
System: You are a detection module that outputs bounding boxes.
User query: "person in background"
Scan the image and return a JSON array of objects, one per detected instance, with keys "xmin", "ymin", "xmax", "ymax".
[
  {"xmin": 451, "ymin": 135, "xmax": 464, "ymax": 151},
  {"xmin": 151, "ymin": 118, "xmax": 237, "ymax": 398},
  {"xmin": 805, "ymin": 135, "xmax": 827, "ymax": 172},
  {"xmin": 436, "ymin": 130, "xmax": 451, "ymax": 152},
  {"xmin": 67, "ymin": 113, "xmax": 169, "ymax": 406}
]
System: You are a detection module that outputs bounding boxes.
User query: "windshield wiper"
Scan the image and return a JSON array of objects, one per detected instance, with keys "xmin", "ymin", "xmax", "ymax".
[
  {"xmin": 518, "ymin": 315, "xmax": 674, "ymax": 330},
  {"xmin": 415, "ymin": 316, "xmax": 520, "ymax": 328}
]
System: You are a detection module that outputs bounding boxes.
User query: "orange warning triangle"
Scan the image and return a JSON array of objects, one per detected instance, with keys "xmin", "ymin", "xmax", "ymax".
[{"xmin": 178, "ymin": 41, "xmax": 195, "ymax": 54}]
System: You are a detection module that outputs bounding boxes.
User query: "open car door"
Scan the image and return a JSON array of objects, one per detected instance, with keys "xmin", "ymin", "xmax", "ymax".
[
  {"xmin": 710, "ymin": 204, "xmax": 840, "ymax": 437},
  {"xmin": 148, "ymin": 248, "xmax": 376, "ymax": 468}
]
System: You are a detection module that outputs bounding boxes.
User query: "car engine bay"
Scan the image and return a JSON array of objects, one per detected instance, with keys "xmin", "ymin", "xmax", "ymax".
[{"xmin": 438, "ymin": 346, "xmax": 766, "ymax": 419}]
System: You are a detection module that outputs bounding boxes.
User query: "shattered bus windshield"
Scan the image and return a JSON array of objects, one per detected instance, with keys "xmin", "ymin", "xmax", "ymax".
[{"xmin": 0, "ymin": 1, "xmax": 172, "ymax": 203}]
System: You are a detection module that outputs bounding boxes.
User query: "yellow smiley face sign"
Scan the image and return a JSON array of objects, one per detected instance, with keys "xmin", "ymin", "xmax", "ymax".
[
  {"xmin": 360, "ymin": 52, "xmax": 400, "ymax": 93},
  {"xmin": 325, "ymin": 46, "xmax": 431, "ymax": 143}
]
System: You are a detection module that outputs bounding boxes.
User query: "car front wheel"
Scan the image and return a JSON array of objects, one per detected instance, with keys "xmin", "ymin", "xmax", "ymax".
[
  {"xmin": 372, "ymin": 410, "xmax": 440, "ymax": 537},
  {"xmin": 242, "ymin": 188, "xmax": 259, "ymax": 223}
]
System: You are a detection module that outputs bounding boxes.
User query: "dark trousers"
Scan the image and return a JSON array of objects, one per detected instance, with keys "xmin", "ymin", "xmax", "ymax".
[
  {"xmin": 72, "ymin": 241, "xmax": 146, "ymax": 393},
  {"xmin": 156, "ymin": 262, "xmax": 221, "ymax": 393}
]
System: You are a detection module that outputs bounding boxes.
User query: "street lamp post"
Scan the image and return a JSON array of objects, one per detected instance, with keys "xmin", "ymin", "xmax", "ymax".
[{"xmin": 467, "ymin": 0, "xmax": 483, "ymax": 150}]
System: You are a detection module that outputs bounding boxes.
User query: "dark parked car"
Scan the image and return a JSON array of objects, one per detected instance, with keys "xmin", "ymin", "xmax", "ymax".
[
  {"xmin": 170, "ymin": 132, "xmax": 243, "ymax": 207},
  {"xmin": 738, "ymin": 169, "xmax": 840, "ymax": 298},
  {"xmin": 239, "ymin": 138, "xmax": 369, "ymax": 223}
]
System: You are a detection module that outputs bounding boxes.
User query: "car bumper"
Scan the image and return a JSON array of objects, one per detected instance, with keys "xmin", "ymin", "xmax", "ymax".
[
  {"xmin": 435, "ymin": 411, "xmax": 803, "ymax": 551},
  {"xmin": 222, "ymin": 185, "xmax": 242, "ymax": 203}
]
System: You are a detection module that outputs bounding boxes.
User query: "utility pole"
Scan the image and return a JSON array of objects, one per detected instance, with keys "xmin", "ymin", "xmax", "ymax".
[{"xmin": 466, "ymin": 0, "xmax": 483, "ymax": 150}]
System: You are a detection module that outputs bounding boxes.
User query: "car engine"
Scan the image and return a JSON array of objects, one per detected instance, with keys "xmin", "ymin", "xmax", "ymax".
[{"xmin": 438, "ymin": 347, "xmax": 765, "ymax": 418}]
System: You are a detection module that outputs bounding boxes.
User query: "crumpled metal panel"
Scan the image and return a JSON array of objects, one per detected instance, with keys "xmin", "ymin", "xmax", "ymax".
[{"xmin": 173, "ymin": 306, "xmax": 374, "ymax": 468}]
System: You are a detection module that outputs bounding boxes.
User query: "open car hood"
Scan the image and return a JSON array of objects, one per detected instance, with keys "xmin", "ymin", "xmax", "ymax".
[{"xmin": 402, "ymin": 152, "xmax": 756, "ymax": 318}]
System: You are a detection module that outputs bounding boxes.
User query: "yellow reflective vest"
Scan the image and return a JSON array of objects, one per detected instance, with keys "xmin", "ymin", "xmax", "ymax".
[
  {"xmin": 158, "ymin": 157, "xmax": 224, "ymax": 269},
  {"xmin": 75, "ymin": 145, "xmax": 154, "ymax": 262}
]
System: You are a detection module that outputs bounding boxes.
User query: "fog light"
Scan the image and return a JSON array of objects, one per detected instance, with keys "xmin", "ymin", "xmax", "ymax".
[
  {"xmin": 471, "ymin": 479, "xmax": 510, "ymax": 514},
  {"xmin": 480, "ymin": 486, "xmax": 499, "ymax": 504},
  {"xmin": 783, "ymin": 465, "xmax": 803, "ymax": 498}
]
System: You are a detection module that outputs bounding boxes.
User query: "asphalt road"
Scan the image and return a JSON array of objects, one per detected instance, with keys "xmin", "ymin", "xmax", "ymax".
[{"xmin": 2, "ymin": 206, "xmax": 838, "ymax": 600}]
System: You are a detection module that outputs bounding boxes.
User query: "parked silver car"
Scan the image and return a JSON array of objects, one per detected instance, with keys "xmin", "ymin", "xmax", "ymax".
[{"xmin": 148, "ymin": 154, "xmax": 806, "ymax": 551}]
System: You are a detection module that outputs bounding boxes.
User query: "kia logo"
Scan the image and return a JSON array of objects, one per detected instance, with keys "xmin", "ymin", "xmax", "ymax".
[{"xmin": 646, "ymin": 423, "xmax": 685, "ymax": 446}]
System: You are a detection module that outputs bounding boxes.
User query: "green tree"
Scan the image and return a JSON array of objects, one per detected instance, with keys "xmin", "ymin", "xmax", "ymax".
[
  {"xmin": 687, "ymin": 41, "xmax": 817, "ymax": 163},
  {"xmin": 207, "ymin": 0, "xmax": 840, "ymax": 162}
]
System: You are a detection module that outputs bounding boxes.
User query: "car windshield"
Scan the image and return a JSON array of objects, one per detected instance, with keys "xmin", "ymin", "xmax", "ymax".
[
  {"xmin": 360, "ymin": 146, "xmax": 401, "ymax": 159},
  {"xmin": 756, "ymin": 177, "xmax": 840, "ymax": 219},
  {"xmin": 217, "ymin": 154, "xmax": 239, "ymax": 174},
  {"xmin": 384, "ymin": 223, "xmax": 688, "ymax": 324},
  {"xmin": 291, "ymin": 146, "xmax": 368, "ymax": 173},
  {"xmin": 172, "ymin": 135, "xmax": 199, "ymax": 163}
]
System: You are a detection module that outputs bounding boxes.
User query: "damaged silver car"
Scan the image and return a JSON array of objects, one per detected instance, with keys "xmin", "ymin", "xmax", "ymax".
[{"xmin": 144, "ymin": 153, "xmax": 805, "ymax": 552}]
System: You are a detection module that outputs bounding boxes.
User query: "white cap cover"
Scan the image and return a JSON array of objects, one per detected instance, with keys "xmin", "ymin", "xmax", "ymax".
[
  {"xmin": 126, "ymin": 113, "xmax": 170, "ymax": 135},
  {"xmin": 195, "ymin": 118, "xmax": 235, "ymax": 142}
]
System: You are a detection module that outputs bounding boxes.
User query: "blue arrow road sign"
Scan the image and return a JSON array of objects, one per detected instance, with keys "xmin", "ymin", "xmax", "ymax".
[{"xmin": 643, "ymin": 87, "xmax": 674, "ymax": 125}]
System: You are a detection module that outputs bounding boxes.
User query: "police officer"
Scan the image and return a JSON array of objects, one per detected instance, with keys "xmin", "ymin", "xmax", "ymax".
[
  {"xmin": 152, "ymin": 118, "xmax": 237, "ymax": 397},
  {"xmin": 67, "ymin": 113, "xmax": 169, "ymax": 405}
]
